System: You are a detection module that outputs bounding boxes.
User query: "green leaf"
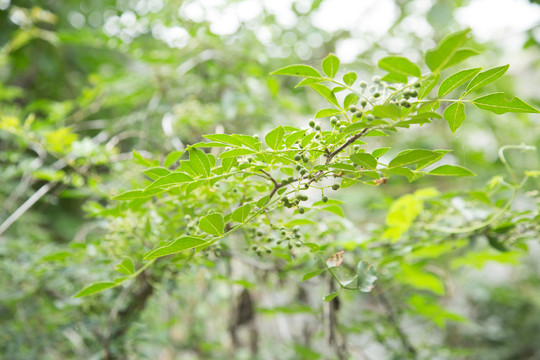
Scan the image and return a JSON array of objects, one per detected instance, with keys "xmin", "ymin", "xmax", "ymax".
[
  {"xmin": 438, "ymin": 67, "xmax": 481, "ymax": 97},
  {"xmin": 472, "ymin": 93, "xmax": 539, "ymax": 114},
  {"xmin": 371, "ymin": 104, "xmax": 402, "ymax": 120},
  {"xmin": 444, "ymin": 49, "xmax": 479, "ymax": 69},
  {"xmin": 350, "ymin": 153, "xmax": 378, "ymax": 170},
  {"xmin": 418, "ymin": 73, "xmax": 440, "ymax": 99},
  {"xmin": 144, "ymin": 172, "xmax": 193, "ymax": 191},
  {"xmin": 188, "ymin": 147, "xmax": 211, "ymax": 177},
  {"xmin": 285, "ymin": 129, "xmax": 307, "ymax": 147},
  {"xmin": 378, "ymin": 56, "xmax": 421, "ymax": 77},
  {"xmin": 464, "ymin": 64, "xmax": 509, "ymax": 95},
  {"xmin": 302, "ymin": 269, "xmax": 325, "ymax": 282},
  {"xmin": 114, "ymin": 258, "xmax": 135, "ymax": 275},
  {"xmin": 343, "ymin": 72, "xmax": 357, "ymax": 86},
  {"xmin": 425, "ymin": 29, "xmax": 472, "ymax": 73},
  {"xmin": 270, "ymin": 64, "xmax": 323, "ymax": 78},
  {"xmin": 144, "ymin": 236, "xmax": 208, "ymax": 260},
  {"xmin": 231, "ymin": 204, "xmax": 252, "ymax": 223},
  {"xmin": 343, "ymin": 93, "xmax": 359, "ymax": 111},
  {"xmin": 315, "ymin": 108, "xmax": 342, "ymax": 119},
  {"xmin": 309, "ymin": 83, "xmax": 340, "ymax": 107},
  {"xmin": 112, "ymin": 188, "xmax": 165, "ymax": 200},
  {"xmin": 164, "ymin": 150, "xmax": 183, "ymax": 168},
  {"xmin": 381, "ymin": 72, "xmax": 408, "ymax": 83},
  {"xmin": 199, "ymin": 213, "xmax": 224, "ymax": 236},
  {"xmin": 143, "ymin": 167, "xmax": 171, "ymax": 180},
  {"xmin": 324, "ymin": 291, "xmax": 340, "ymax": 302},
  {"xmin": 372, "ymin": 147, "xmax": 391, "ymax": 158},
  {"xmin": 356, "ymin": 261, "xmax": 377, "ymax": 292},
  {"xmin": 203, "ymin": 134, "xmax": 243, "ymax": 146},
  {"xmin": 219, "ymin": 148, "xmax": 257, "ymax": 159},
  {"xmin": 232, "ymin": 134, "xmax": 261, "ymax": 150},
  {"xmin": 428, "ymin": 165, "xmax": 476, "ymax": 176},
  {"xmin": 74, "ymin": 282, "xmax": 120, "ymax": 298},
  {"xmin": 443, "ymin": 102, "xmax": 466, "ymax": 133},
  {"xmin": 389, "ymin": 149, "xmax": 441, "ymax": 168},
  {"xmin": 322, "ymin": 53, "xmax": 340, "ymax": 78},
  {"xmin": 265, "ymin": 126, "xmax": 285, "ymax": 150}
]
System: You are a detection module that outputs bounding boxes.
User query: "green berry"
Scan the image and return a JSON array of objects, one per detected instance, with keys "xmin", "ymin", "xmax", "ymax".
[
  {"xmin": 373, "ymin": 92, "xmax": 381, "ymax": 98},
  {"xmin": 256, "ymin": 230, "xmax": 263, "ymax": 237},
  {"xmin": 288, "ymin": 244, "xmax": 293, "ymax": 249},
  {"xmin": 322, "ymin": 196, "xmax": 328, "ymax": 203},
  {"xmin": 301, "ymin": 194, "xmax": 308, "ymax": 201},
  {"xmin": 409, "ymin": 90, "xmax": 418, "ymax": 98},
  {"xmin": 281, "ymin": 196, "xmax": 288, "ymax": 202},
  {"xmin": 298, "ymin": 207, "xmax": 305, "ymax": 214},
  {"xmin": 349, "ymin": 105, "xmax": 357, "ymax": 113},
  {"xmin": 372, "ymin": 76, "xmax": 381, "ymax": 84},
  {"xmin": 253, "ymin": 134, "xmax": 259, "ymax": 140},
  {"xmin": 288, "ymin": 176, "xmax": 294, "ymax": 183},
  {"xmin": 252, "ymin": 245, "xmax": 258, "ymax": 250},
  {"xmin": 360, "ymin": 100, "xmax": 367, "ymax": 107},
  {"xmin": 332, "ymin": 184, "xmax": 340, "ymax": 190},
  {"xmin": 414, "ymin": 82, "xmax": 422, "ymax": 88},
  {"xmin": 315, "ymin": 124, "xmax": 321, "ymax": 131},
  {"xmin": 330, "ymin": 116, "xmax": 338, "ymax": 125},
  {"xmin": 295, "ymin": 164, "xmax": 302, "ymax": 171},
  {"xmin": 366, "ymin": 114, "xmax": 375, "ymax": 121},
  {"xmin": 293, "ymin": 226, "xmax": 300, "ymax": 232},
  {"xmin": 355, "ymin": 111, "xmax": 363, "ymax": 118},
  {"xmin": 300, "ymin": 169, "xmax": 307, "ymax": 176},
  {"xmin": 267, "ymin": 237, "xmax": 274, "ymax": 242},
  {"xmin": 295, "ymin": 241, "xmax": 302, "ymax": 247},
  {"xmin": 359, "ymin": 81, "xmax": 367, "ymax": 88},
  {"xmin": 296, "ymin": 194, "xmax": 303, "ymax": 201},
  {"xmin": 302, "ymin": 156, "xmax": 309, "ymax": 163},
  {"xmin": 400, "ymin": 99, "xmax": 410, "ymax": 108},
  {"xmin": 285, "ymin": 235, "xmax": 291, "ymax": 240},
  {"xmin": 281, "ymin": 179, "xmax": 289, "ymax": 185},
  {"xmin": 339, "ymin": 125, "xmax": 346, "ymax": 132},
  {"xmin": 308, "ymin": 119, "xmax": 315, "ymax": 127},
  {"xmin": 256, "ymin": 250, "xmax": 263, "ymax": 256},
  {"xmin": 266, "ymin": 248, "xmax": 272, "ymax": 254},
  {"xmin": 353, "ymin": 145, "xmax": 360, "ymax": 151},
  {"xmin": 294, "ymin": 154, "xmax": 302, "ymax": 161},
  {"xmin": 281, "ymin": 230, "xmax": 287, "ymax": 236}
]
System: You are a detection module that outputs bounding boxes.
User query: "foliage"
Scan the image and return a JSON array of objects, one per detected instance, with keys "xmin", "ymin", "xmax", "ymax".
[{"xmin": 1, "ymin": 1, "xmax": 540, "ymax": 360}]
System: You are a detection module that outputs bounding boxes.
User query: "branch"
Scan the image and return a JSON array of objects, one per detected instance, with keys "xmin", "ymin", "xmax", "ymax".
[{"xmin": 377, "ymin": 292, "xmax": 417, "ymax": 358}]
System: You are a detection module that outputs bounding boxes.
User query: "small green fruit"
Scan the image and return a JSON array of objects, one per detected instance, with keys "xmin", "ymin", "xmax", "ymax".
[
  {"xmin": 366, "ymin": 114, "xmax": 375, "ymax": 121},
  {"xmin": 355, "ymin": 111, "xmax": 363, "ymax": 118},
  {"xmin": 288, "ymin": 176, "xmax": 294, "ymax": 183},
  {"xmin": 298, "ymin": 207, "xmax": 305, "ymax": 214},
  {"xmin": 300, "ymin": 169, "xmax": 307, "ymax": 176},
  {"xmin": 349, "ymin": 105, "xmax": 357, "ymax": 113},
  {"xmin": 302, "ymin": 156, "xmax": 309, "ymax": 163},
  {"xmin": 315, "ymin": 124, "xmax": 321, "ymax": 131},
  {"xmin": 294, "ymin": 154, "xmax": 302, "ymax": 161},
  {"xmin": 372, "ymin": 76, "xmax": 381, "ymax": 84},
  {"xmin": 256, "ymin": 230, "xmax": 263, "ymax": 237},
  {"xmin": 308, "ymin": 119, "xmax": 315, "ymax": 127},
  {"xmin": 373, "ymin": 92, "xmax": 381, "ymax": 98},
  {"xmin": 332, "ymin": 184, "xmax": 340, "ymax": 190},
  {"xmin": 322, "ymin": 196, "xmax": 328, "ymax": 203},
  {"xmin": 359, "ymin": 81, "xmax": 367, "ymax": 88},
  {"xmin": 360, "ymin": 100, "xmax": 367, "ymax": 107},
  {"xmin": 330, "ymin": 116, "xmax": 338, "ymax": 125}
]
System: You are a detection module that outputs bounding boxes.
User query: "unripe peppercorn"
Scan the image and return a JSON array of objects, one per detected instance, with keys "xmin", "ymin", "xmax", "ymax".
[
  {"xmin": 332, "ymin": 184, "xmax": 340, "ymax": 190},
  {"xmin": 296, "ymin": 194, "xmax": 303, "ymax": 201},
  {"xmin": 295, "ymin": 164, "xmax": 302, "ymax": 171},
  {"xmin": 281, "ymin": 230, "xmax": 287, "ymax": 236},
  {"xmin": 314, "ymin": 124, "xmax": 321, "ymax": 131},
  {"xmin": 359, "ymin": 81, "xmax": 367, "ymax": 88},
  {"xmin": 400, "ymin": 99, "xmax": 411, "ymax": 108},
  {"xmin": 339, "ymin": 125, "xmax": 346, "ymax": 132},
  {"xmin": 302, "ymin": 155, "xmax": 309, "ymax": 163},
  {"xmin": 288, "ymin": 176, "xmax": 294, "ymax": 183},
  {"xmin": 366, "ymin": 114, "xmax": 375, "ymax": 121},
  {"xmin": 349, "ymin": 105, "xmax": 357, "ymax": 113},
  {"xmin": 256, "ymin": 250, "xmax": 263, "ymax": 256},
  {"xmin": 373, "ymin": 92, "xmax": 381, "ymax": 98},
  {"xmin": 355, "ymin": 111, "xmax": 363, "ymax": 118},
  {"xmin": 266, "ymin": 248, "xmax": 272, "ymax": 254},
  {"xmin": 281, "ymin": 195, "xmax": 288, "ymax": 202},
  {"xmin": 281, "ymin": 178, "xmax": 289, "ymax": 185},
  {"xmin": 293, "ymin": 225, "xmax": 300, "ymax": 232},
  {"xmin": 353, "ymin": 145, "xmax": 360, "ymax": 151},
  {"xmin": 300, "ymin": 169, "xmax": 307, "ymax": 176},
  {"xmin": 308, "ymin": 119, "xmax": 315, "ymax": 127},
  {"xmin": 253, "ymin": 134, "xmax": 259, "ymax": 140},
  {"xmin": 414, "ymin": 82, "xmax": 421, "ymax": 88},
  {"xmin": 256, "ymin": 230, "xmax": 263, "ymax": 237},
  {"xmin": 252, "ymin": 245, "xmax": 258, "ymax": 250},
  {"xmin": 322, "ymin": 196, "xmax": 329, "ymax": 203},
  {"xmin": 298, "ymin": 207, "xmax": 305, "ymax": 214},
  {"xmin": 330, "ymin": 117, "xmax": 338, "ymax": 125},
  {"xmin": 288, "ymin": 244, "xmax": 293, "ymax": 249},
  {"xmin": 372, "ymin": 76, "xmax": 381, "ymax": 84},
  {"xmin": 360, "ymin": 100, "xmax": 367, "ymax": 107},
  {"xmin": 294, "ymin": 154, "xmax": 302, "ymax": 161},
  {"xmin": 295, "ymin": 241, "xmax": 302, "ymax": 247},
  {"xmin": 409, "ymin": 90, "xmax": 418, "ymax": 98}
]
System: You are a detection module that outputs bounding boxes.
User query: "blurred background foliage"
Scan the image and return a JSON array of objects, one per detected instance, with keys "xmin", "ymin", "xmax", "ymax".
[{"xmin": 1, "ymin": 0, "xmax": 540, "ymax": 359}]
